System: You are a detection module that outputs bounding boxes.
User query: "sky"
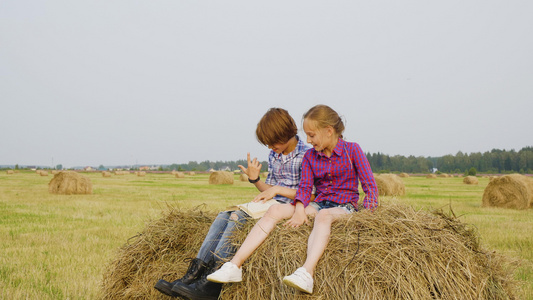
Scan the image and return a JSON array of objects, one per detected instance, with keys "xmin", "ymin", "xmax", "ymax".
[{"xmin": 1, "ymin": 1, "xmax": 532, "ymax": 168}]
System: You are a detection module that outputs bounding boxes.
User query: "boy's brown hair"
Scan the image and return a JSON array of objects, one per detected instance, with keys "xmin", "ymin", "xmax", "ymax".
[{"xmin": 256, "ymin": 108, "xmax": 297, "ymax": 146}]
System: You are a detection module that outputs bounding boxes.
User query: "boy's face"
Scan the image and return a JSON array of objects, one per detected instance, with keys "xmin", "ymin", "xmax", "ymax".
[{"xmin": 268, "ymin": 139, "xmax": 292, "ymax": 155}]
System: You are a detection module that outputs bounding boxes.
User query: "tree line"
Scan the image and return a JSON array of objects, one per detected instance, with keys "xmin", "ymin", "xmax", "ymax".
[
  {"xmin": 163, "ymin": 146, "xmax": 532, "ymax": 174},
  {"xmin": 367, "ymin": 146, "xmax": 533, "ymax": 174}
]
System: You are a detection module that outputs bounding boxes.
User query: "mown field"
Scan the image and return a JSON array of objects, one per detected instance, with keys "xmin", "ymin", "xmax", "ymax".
[{"xmin": 0, "ymin": 171, "xmax": 531, "ymax": 299}]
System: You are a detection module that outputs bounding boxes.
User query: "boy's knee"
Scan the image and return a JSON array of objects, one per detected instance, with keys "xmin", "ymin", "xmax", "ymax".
[{"xmin": 230, "ymin": 212, "xmax": 239, "ymax": 221}]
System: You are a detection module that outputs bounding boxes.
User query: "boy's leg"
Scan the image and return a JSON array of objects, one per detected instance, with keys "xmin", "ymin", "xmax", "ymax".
[
  {"xmin": 213, "ymin": 210, "xmax": 250, "ymax": 261},
  {"xmin": 196, "ymin": 211, "xmax": 232, "ymax": 262}
]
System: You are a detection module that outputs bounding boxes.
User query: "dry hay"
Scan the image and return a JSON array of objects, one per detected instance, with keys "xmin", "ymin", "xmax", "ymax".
[
  {"xmin": 101, "ymin": 203, "xmax": 517, "ymax": 300},
  {"xmin": 374, "ymin": 174, "xmax": 405, "ymax": 196},
  {"xmin": 482, "ymin": 174, "xmax": 533, "ymax": 210},
  {"xmin": 463, "ymin": 176, "xmax": 479, "ymax": 185},
  {"xmin": 208, "ymin": 171, "xmax": 234, "ymax": 185},
  {"xmin": 137, "ymin": 171, "xmax": 146, "ymax": 177},
  {"xmin": 175, "ymin": 172, "xmax": 185, "ymax": 178},
  {"xmin": 6, "ymin": 170, "xmax": 14, "ymax": 174},
  {"xmin": 48, "ymin": 171, "xmax": 92, "ymax": 195},
  {"xmin": 102, "ymin": 171, "xmax": 112, "ymax": 177},
  {"xmin": 399, "ymin": 172, "xmax": 409, "ymax": 178},
  {"xmin": 188, "ymin": 171, "xmax": 196, "ymax": 176},
  {"xmin": 439, "ymin": 173, "xmax": 450, "ymax": 178},
  {"xmin": 239, "ymin": 173, "xmax": 249, "ymax": 182},
  {"xmin": 426, "ymin": 174, "xmax": 437, "ymax": 179}
]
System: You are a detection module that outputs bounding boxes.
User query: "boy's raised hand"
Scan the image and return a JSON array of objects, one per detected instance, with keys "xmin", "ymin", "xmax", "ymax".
[{"xmin": 238, "ymin": 152, "xmax": 262, "ymax": 181}]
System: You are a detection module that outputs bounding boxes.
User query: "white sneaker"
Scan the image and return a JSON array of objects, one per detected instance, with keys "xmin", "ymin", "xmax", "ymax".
[
  {"xmin": 283, "ymin": 267, "xmax": 313, "ymax": 294},
  {"xmin": 206, "ymin": 262, "xmax": 243, "ymax": 283}
]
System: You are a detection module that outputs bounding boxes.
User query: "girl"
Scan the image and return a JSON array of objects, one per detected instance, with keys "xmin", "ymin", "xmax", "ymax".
[{"xmin": 207, "ymin": 104, "xmax": 378, "ymax": 295}]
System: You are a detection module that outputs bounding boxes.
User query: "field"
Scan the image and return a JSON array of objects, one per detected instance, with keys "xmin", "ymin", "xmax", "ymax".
[{"xmin": 0, "ymin": 171, "xmax": 532, "ymax": 299}]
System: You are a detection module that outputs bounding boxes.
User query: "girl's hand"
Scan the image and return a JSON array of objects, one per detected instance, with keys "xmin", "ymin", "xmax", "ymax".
[
  {"xmin": 252, "ymin": 186, "xmax": 278, "ymax": 203},
  {"xmin": 238, "ymin": 152, "xmax": 262, "ymax": 181},
  {"xmin": 284, "ymin": 203, "xmax": 308, "ymax": 227}
]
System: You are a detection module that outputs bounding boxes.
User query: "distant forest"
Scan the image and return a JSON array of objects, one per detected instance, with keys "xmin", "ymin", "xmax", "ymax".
[{"xmin": 165, "ymin": 146, "xmax": 533, "ymax": 174}]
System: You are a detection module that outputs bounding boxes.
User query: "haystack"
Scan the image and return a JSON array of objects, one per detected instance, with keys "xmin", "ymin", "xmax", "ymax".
[
  {"xmin": 6, "ymin": 170, "xmax": 14, "ymax": 174},
  {"xmin": 482, "ymin": 174, "xmax": 533, "ymax": 210},
  {"xmin": 209, "ymin": 171, "xmax": 234, "ymax": 185},
  {"xmin": 101, "ymin": 203, "xmax": 517, "ymax": 300},
  {"xmin": 399, "ymin": 172, "xmax": 409, "ymax": 178},
  {"xmin": 239, "ymin": 173, "xmax": 249, "ymax": 182},
  {"xmin": 426, "ymin": 174, "xmax": 437, "ymax": 179},
  {"xmin": 48, "ymin": 171, "xmax": 92, "ymax": 195},
  {"xmin": 175, "ymin": 172, "xmax": 185, "ymax": 178},
  {"xmin": 463, "ymin": 176, "xmax": 479, "ymax": 185},
  {"xmin": 102, "ymin": 171, "xmax": 112, "ymax": 177},
  {"xmin": 374, "ymin": 174, "xmax": 405, "ymax": 196},
  {"xmin": 439, "ymin": 173, "xmax": 450, "ymax": 178},
  {"xmin": 188, "ymin": 171, "xmax": 196, "ymax": 176},
  {"xmin": 137, "ymin": 171, "xmax": 146, "ymax": 177}
]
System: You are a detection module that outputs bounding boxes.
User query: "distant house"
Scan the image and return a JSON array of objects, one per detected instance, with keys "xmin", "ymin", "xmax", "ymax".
[
  {"xmin": 139, "ymin": 166, "xmax": 150, "ymax": 171},
  {"xmin": 85, "ymin": 166, "xmax": 93, "ymax": 171},
  {"xmin": 220, "ymin": 166, "xmax": 231, "ymax": 172}
]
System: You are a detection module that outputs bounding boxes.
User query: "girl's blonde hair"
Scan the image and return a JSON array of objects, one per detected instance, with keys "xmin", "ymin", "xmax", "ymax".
[
  {"xmin": 256, "ymin": 108, "xmax": 298, "ymax": 146},
  {"xmin": 303, "ymin": 104, "xmax": 345, "ymax": 138}
]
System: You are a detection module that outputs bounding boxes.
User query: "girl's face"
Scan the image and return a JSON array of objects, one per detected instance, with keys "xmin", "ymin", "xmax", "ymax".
[{"xmin": 303, "ymin": 118, "xmax": 334, "ymax": 153}]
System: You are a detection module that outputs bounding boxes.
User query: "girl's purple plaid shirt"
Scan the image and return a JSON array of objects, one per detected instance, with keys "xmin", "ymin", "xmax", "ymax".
[
  {"xmin": 295, "ymin": 138, "xmax": 378, "ymax": 210},
  {"xmin": 265, "ymin": 135, "xmax": 311, "ymax": 204}
]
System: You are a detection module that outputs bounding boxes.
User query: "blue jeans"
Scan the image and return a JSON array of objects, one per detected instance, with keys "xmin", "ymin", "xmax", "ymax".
[{"xmin": 196, "ymin": 210, "xmax": 249, "ymax": 262}]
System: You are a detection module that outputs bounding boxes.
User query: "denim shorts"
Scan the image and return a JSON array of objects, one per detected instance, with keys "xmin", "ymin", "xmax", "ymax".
[{"xmin": 309, "ymin": 200, "xmax": 357, "ymax": 213}]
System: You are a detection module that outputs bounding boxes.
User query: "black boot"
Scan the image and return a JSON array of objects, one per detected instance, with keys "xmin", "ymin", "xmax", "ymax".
[
  {"xmin": 154, "ymin": 258, "xmax": 208, "ymax": 297},
  {"xmin": 171, "ymin": 260, "xmax": 223, "ymax": 300}
]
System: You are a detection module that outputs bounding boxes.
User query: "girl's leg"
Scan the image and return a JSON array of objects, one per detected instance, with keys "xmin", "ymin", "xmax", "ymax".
[
  {"xmin": 302, "ymin": 207, "xmax": 348, "ymax": 276},
  {"xmin": 230, "ymin": 203, "xmax": 295, "ymax": 267}
]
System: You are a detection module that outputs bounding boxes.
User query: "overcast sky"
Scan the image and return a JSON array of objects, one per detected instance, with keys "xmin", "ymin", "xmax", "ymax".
[{"xmin": 1, "ymin": 1, "xmax": 531, "ymax": 168}]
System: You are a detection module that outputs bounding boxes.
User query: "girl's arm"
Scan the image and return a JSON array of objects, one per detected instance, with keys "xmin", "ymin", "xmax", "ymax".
[
  {"xmin": 352, "ymin": 143, "xmax": 379, "ymax": 210},
  {"xmin": 284, "ymin": 201, "xmax": 308, "ymax": 227}
]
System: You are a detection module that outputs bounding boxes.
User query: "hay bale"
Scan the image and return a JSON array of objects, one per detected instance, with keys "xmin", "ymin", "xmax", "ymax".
[
  {"xmin": 39, "ymin": 170, "xmax": 49, "ymax": 176},
  {"xmin": 208, "ymin": 171, "xmax": 234, "ymax": 185},
  {"xmin": 463, "ymin": 176, "xmax": 479, "ymax": 185},
  {"xmin": 175, "ymin": 172, "xmax": 185, "ymax": 178},
  {"xmin": 482, "ymin": 174, "xmax": 533, "ymax": 210},
  {"xmin": 6, "ymin": 170, "xmax": 14, "ymax": 174},
  {"xmin": 426, "ymin": 174, "xmax": 437, "ymax": 179},
  {"xmin": 102, "ymin": 204, "xmax": 518, "ymax": 299},
  {"xmin": 239, "ymin": 173, "xmax": 249, "ymax": 182},
  {"xmin": 375, "ymin": 174, "xmax": 405, "ymax": 196},
  {"xmin": 137, "ymin": 171, "xmax": 146, "ymax": 177},
  {"xmin": 399, "ymin": 172, "xmax": 409, "ymax": 178},
  {"xmin": 188, "ymin": 171, "xmax": 196, "ymax": 176},
  {"xmin": 102, "ymin": 171, "xmax": 112, "ymax": 177},
  {"xmin": 439, "ymin": 173, "xmax": 450, "ymax": 178},
  {"xmin": 48, "ymin": 171, "xmax": 92, "ymax": 195}
]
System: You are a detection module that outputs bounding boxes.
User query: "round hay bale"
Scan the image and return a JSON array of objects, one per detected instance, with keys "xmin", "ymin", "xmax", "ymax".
[
  {"xmin": 48, "ymin": 171, "xmax": 92, "ymax": 195},
  {"xmin": 426, "ymin": 174, "xmax": 437, "ymax": 179},
  {"xmin": 101, "ymin": 203, "xmax": 518, "ymax": 299},
  {"xmin": 39, "ymin": 170, "xmax": 49, "ymax": 176},
  {"xmin": 374, "ymin": 174, "xmax": 405, "ymax": 196},
  {"xmin": 6, "ymin": 170, "xmax": 14, "ymax": 174},
  {"xmin": 399, "ymin": 172, "xmax": 409, "ymax": 178},
  {"xmin": 463, "ymin": 176, "xmax": 479, "ymax": 185},
  {"xmin": 438, "ymin": 173, "xmax": 449, "ymax": 178},
  {"xmin": 175, "ymin": 172, "xmax": 185, "ymax": 178},
  {"xmin": 188, "ymin": 171, "xmax": 196, "ymax": 176},
  {"xmin": 102, "ymin": 171, "xmax": 112, "ymax": 177},
  {"xmin": 239, "ymin": 173, "xmax": 249, "ymax": 182},
  {"xmin": 208, "ymin": 171, "xmax": 234, "ymax": 185},
  {"xmin": 137, "ymin": 171, "xmax": 146, "ymax": 177},
  {"xmin": 482, "ymin": 174, "xmax": 533, "ymax": 210}
]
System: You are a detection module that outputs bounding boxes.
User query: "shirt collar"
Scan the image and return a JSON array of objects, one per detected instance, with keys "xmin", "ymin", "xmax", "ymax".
[{"xmin": 272, "ymin": 135, "xmax": 305, "ymax": 160}]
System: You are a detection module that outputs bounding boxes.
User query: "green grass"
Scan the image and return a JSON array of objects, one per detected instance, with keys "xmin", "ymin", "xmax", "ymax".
[{"xmin": 0, "ymin": 172, "xmax": 532, "ymax": 299}]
